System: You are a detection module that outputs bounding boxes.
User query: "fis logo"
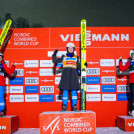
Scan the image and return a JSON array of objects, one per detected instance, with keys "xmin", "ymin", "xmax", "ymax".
[{"xmin": 43, "ymin": 116, "xmax": 60, "ymax": 134}]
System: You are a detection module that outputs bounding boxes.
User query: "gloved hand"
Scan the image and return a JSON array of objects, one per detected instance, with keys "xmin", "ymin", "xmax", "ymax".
[
  {"xmin": 119, "ymin": 57, "xmax": 122, "ymax": 62},
  {"xmin": 53, "ymin": 49, "xmax": 58, "ymax": 55},
  {"xmin": 84, "ymin": 62, "xmax": 88, "ymax": 67}
]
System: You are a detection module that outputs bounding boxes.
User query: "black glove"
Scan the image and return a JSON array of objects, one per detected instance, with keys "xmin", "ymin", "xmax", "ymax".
[
  {"xmin": 84, "ymin": 62, "xmax": 88, "ymax": 67},
  {"xmin": 53, "ymin": 49, "xmax": 58, "ymax": 55}
]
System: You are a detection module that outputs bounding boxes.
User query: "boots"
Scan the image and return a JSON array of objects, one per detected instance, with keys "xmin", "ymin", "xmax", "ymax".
[
  {"xmin": 60, "ymin": 105, "xmax": 67, "ymax": 112},
  {"xmin": 0, "ymin": 110, "xmax": 4, "ymax": 117},
  {"xmin": 73, "ymin": 105, "xmax": 79, "ymax": 112}
]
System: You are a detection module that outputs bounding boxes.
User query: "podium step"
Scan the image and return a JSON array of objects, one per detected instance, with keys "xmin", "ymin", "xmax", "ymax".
[
  {"xmin": 117, "ymin": 116, "xmax": 134, "ymax": 132},
  {"xmin": 40, "ymin": 111, "xmax": 96, "ymax": 134},
  {"xmin": 0, "ymin": 115, "xmax": 19, "ymax": 134}
]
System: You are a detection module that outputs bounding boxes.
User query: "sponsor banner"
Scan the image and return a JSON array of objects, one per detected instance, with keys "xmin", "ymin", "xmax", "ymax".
[
  {"xmin": 9, "ymin": 28, "xmax": 49, "ymax": 49},
  {"xmin": 117, "ymin": 93, "xmax": 131, "ymax": 101},
  {"xmin": 40, "ymin": 86, "xmax": 54, "ymax": 93},
  {"xmin": 101, "ymin": 76, "xmax": 116, "ymax": 84},
  {"xmin": 101, "ymin": 69, "xmax": 115, "ymax": 74},
  {"xmin": 40, "ymin": 77, "xmax": 54, "ymax": 84},
  {"xmin": 10, "ymin": 95, "xmax": 24, "ymax": 102},
  {"xmin": 3, "ymin": 27, "xmax": 134, "ymax": 128},
  {"xmin": 10, "ymin": 60, "xmax": 24, "ymax": 67},
  {"xmin": 86, "ymin": 77, "xmax": 100, "ymax": 84},
  {"xmin": 100, "ymin": 59, "xmax": 115, "ymax": 67},
  {"xmin": 102, "ymin": 85, "xmax": 116, "ymax": 92},
  {"xmin": 40, "ymin": 95, "xmax": 54, "ymax": 102},
  {"xmin": 87, "ymin": 61, "xmax": 99, "ymax": 66},
  {"xmin": 25, "ymin": 94, "xmax": 39, "ymax": 102},
  {"xmin": 86, "ymin": 68, "xmax": 100, "ymax": 75},
  {"xmin": 40, "ymin": 68, "xmax": 54, "ymax": 76},
  {"xmin": 5, "ymin": 86, "xmax": 9, "ymax": 94},
  {"xmin": 24, "ymin": 60, "xmax": 39, "ymax": 67},
  {"xmin": 55, "ymin": 68, "xmax": 62, "ymax": 76},
  {"xmin": 10, "ymin": 86, "xmax": 23, "ymax": 93},
  {"xmin": 117, "ymin": 77, "xmax": 128, "ymax": 83},
  {"xmin": 102, "ymin": 94, "xmax": 116, "ymax": 101},
  {"xmin": 117, "ymin": 85, "xmax": 130, "ymax": 92},
  {"xmin": 25, "ymin": 69, "xmax": 39, "ymax": 76},
  {"xmin": 40, "ymin": 111, "xmax": 96, "ymax": 134},
  {"xmin": 50, "ymin": 27, "xmax": 130, "ymax": 48},
  {"xmin": 25, "ymin": 86, "xmax": 39, "ymax": 93},
  {"xmin": 86, "ymin": 85, "xmax": 100, "ymax": 92},
  {"xmin": 40, "ymin": 60, "xmax": 54, "ymax": 67},
  {"xmin": 86, "ymin": 94, "xmax": 101, "ymax": 101},
  {"xmin": 10, "ymin": 77, "xmax": 24, "ymax": 85},
  {"xmin": 55, "ymin": 77, "xmax": 61, "ymax": 84},
  {"xmin": 25, "ymin": 77, "xmax": 39, "ymax": 85},
  {"xmin": 12, "ymin": 69, "xmax": 24, "ymax": 76}
]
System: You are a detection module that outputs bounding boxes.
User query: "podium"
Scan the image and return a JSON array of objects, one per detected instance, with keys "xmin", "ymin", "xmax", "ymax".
[
  {"xmin": 0, "ymin": 115, "xmax": 19, "ymax": 134},
  {"xmin": 40, "ymin": 111, "xmax": 96, "ymax": 134},
  {"xmin": 117, "ymin": 116, "xmax": 134, "ymax": 132}
]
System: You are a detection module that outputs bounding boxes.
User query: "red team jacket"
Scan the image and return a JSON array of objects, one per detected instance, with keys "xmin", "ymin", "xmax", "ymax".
[
  {"xmin": 119, "ymin": 59, "xmax": 134, "ymax": 83},
  {"xmin": 0, "ymin": 61, "xmax": 16, "ymax": 86}
]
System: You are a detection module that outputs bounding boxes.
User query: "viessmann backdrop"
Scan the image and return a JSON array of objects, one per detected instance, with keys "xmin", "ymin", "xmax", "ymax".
[{"xmin": 2, "ymin": 27, "xmax": 133, "ymax": 128}]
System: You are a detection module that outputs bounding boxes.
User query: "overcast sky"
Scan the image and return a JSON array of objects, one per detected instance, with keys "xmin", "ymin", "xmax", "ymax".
[{"xmin": 0, "ymin": 0, "xmax": 134, "ymax": 27}]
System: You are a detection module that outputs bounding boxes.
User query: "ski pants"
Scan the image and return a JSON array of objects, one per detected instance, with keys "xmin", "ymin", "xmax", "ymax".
[
  {"xmin": 62, "ymin": 89, "xmax": 77, "ymax": 107},
  {"xmin": 0, "ymin": 86, "xmax": 5, "ymax": 112}
]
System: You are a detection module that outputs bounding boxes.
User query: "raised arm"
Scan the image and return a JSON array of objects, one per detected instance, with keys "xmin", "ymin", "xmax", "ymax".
[
  {"xmin": 52, "ymin": 49, "xmax": 64, "ymax": 64},
  {"xmin": 119, "ymin": 58, "xmax": 130, "ymax": 71},
  {"xmin": 2, "ymin": 61, "xmax": 16, "ymax": 75}
]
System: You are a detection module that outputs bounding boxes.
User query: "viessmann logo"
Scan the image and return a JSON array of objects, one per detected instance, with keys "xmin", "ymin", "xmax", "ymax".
[
  {"xmin": 128, "ymin": 122, "xmax": 134, "ymax": 127},
  {"xmin": 60, "ymin": 30, "xmax": 129, "ymax": 46},
  {"xmin": 0, "ymin": 126, "xmax": 6, "ymax": 130}
]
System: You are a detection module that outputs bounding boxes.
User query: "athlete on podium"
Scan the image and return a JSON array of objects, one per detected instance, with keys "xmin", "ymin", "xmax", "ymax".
[
  {"xmin": 0, "ymin": 53, "xmax": 16, "ymax": 117},
  {"xmin": 119, "ymin": 49, "xmax": 134, "ymax": 117},
  {"xmin": 52, "ymin": 43, "xmax": 83, "ymax": 112}
]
